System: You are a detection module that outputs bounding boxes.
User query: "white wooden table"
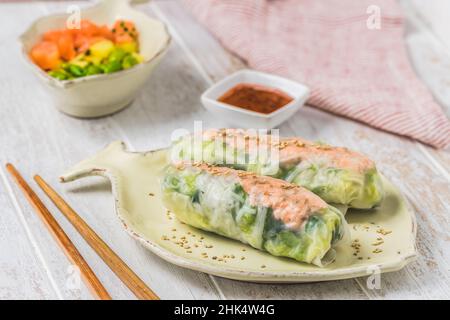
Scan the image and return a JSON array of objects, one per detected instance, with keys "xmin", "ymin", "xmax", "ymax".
[{"xmin": 0, "ymin": 0, "xmax": 449, "ymax": 300}]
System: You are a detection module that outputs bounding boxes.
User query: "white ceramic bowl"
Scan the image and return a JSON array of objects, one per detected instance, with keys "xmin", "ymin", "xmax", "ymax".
[
  {"xmin": 19, "ymin": 0, "xmax": 171, "ymax": 118},
  {"xmin": 201, "ymin": 69, "xmax": 310, "ymax": 129}
]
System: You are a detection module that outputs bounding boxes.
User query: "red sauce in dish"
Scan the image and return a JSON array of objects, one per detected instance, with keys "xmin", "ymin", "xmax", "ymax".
[{"xmin": 218, "ymin": 83, "xmax": 293, "ymax": 114}]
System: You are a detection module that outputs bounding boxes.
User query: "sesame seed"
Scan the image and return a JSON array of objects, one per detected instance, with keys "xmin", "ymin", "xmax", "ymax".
[{"xmin": 376, "ymin": 228, "xmax": 392, "ymax": 236}]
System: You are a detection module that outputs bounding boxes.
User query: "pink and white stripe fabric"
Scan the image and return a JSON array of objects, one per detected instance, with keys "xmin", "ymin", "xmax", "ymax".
[{"xmin": 183, "ymin": 0, "xmax": 450, "ymax": 148}]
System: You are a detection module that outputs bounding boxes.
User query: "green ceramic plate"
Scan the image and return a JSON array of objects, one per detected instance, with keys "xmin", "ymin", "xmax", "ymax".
[{"xmin": 61, "ymin": 141, "xmax": 417, "ymax": 283}]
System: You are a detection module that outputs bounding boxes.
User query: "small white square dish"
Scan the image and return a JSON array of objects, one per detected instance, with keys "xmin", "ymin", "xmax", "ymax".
[{"xmin": 201, "ymin": 69, "xmax": 310, "ymax": 129}]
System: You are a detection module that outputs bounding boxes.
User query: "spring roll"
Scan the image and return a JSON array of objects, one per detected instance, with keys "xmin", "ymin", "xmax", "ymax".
[
  {"xmin": 161, "ymin": 162, "xmax": 348, "ymax": 266},
  {"xmin": 170, "ymin": 129, "xmax": 384, "ymax": 209}
]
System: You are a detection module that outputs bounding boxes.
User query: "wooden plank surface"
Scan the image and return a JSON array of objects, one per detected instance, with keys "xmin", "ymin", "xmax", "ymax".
[
  {"xmin": 0, "ymin": 169, "xmax": 61, "ymax": 299},
  {"xmin": 0, "ymin": 0, "xmax": 448, "ymax": 299},
  {"xmin": 152, "ymin": 0, "xmax": 450, "ymax": 299},
  {"xmin": 400, "ymin": 0, "xmax": 450, "ymax": 172}
]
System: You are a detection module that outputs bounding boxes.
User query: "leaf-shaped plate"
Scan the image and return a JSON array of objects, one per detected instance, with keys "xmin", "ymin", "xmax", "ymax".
[{"xmin": 60, "ymin": 141, "xmax": 417, "ymax": 283}]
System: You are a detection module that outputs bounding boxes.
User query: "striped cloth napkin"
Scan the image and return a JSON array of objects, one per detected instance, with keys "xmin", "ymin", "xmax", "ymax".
[{"xmin": 183, "ymin": 0, "xmax": 450, "ymax": 148}]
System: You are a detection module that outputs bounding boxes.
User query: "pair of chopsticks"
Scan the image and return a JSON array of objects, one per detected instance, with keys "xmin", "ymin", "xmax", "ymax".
[{"xmin": 5, "ymin": 163, "xmax": 159, "ymax": 300}]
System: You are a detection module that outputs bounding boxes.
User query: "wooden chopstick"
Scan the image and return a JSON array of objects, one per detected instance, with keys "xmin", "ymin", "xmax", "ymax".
[
  {"xmin": 34, "ymin": 174, "xmax": 160, "ymax": 300},
  {"xmin": 5, "ymin": 163, "xmax": 112, "ymax": 300}
]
